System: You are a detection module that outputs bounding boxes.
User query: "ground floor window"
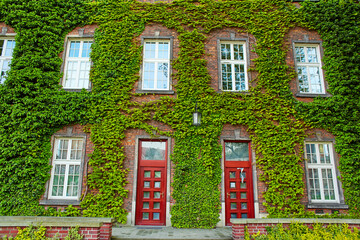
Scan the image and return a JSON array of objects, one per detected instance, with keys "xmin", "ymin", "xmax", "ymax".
[
  {"xmin": 305, "ymin": 142, "xmax": 339, "ymax": 203},
  {"xmin": 49, "ymin": 138, "xmax": 84, "ymax": 200}
]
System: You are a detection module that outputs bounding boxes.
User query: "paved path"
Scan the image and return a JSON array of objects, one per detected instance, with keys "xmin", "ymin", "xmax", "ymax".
[{"xmin": 112, "ymin": 226, "xmax": 232, "ymax": 240}]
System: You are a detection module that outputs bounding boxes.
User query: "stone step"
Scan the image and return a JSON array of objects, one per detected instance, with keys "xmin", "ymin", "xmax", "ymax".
[{"xmin": 111, "ymin": 226, "xmax": 232, "ymax": 240}]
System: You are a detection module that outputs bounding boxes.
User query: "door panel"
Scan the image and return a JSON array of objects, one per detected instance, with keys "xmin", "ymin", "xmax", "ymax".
[
  {"xmin": 136, "ymin": 139, "xmax": 167, "ymax": 226},
  {"xmin": 224, "ymin": 141, "xmax": 254, "ymax": 225}
]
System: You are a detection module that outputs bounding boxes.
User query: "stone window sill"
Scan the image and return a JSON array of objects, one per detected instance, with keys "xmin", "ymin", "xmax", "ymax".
[
  {"xmin": 296, "ymin": 93, "xmax": 331, "ymax": 98},
  {"xmin": 135, "ymin": 89, "xmax": 175, "ymax": 95},
  {"xmin": 40, "ymin": 199, "xmax": 81, "ymax": 206},
  {"xmin": 307, "ymin": 203, "xmax": 349, "ymax": 209}
]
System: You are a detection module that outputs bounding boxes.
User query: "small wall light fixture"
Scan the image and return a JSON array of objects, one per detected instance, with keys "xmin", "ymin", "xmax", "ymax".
[{"xmin": 192, "ymin": 101, "xmax": 201, "ymax": 126}]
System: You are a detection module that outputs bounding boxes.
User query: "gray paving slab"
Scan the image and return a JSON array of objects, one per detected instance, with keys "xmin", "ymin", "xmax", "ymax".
[{"xmin": 112, "ymin": 226, "xmax": 232, "ymax": 240}]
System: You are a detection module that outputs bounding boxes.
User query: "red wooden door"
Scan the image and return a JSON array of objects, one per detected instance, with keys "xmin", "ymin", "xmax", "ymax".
[
  {"xmin": 224, "ymin": 141, "xmax": 254, "ymax": 225},
  {"xmin": 136, "ymin": 140, "xmax": 167, "ymax": 225}
]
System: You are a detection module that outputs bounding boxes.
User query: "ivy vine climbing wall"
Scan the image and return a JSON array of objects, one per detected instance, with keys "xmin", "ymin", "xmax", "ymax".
[{"xmin": 0, "ymin": 0, "xmax": 359, "ymax": 228}]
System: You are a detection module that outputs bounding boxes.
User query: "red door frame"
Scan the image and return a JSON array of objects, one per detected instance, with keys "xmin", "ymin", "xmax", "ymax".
[
  {"xmin": 224, "ymin": 140, "xmax": 254, "ymax": 225},
  {"xmin": 135, "ymin": 139, "xmax": 167, "ymax": 226}
]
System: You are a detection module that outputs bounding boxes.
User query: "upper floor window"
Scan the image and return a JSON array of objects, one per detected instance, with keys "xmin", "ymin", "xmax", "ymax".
[
  {"xmin": 295, "ymin": 44, "xmax": 325, "ymax": 94},
  {"xmin": 220, "ymin": 42, "xmax": 248, "ymax": 91},
  {"xmin": 142, "ymin": 40, "xmax": 170, "ymax": 90},
  {"xmin": 49, "ymin": 138, "xmax": 84, "ymax": 200},
  {"xmin": 0, "ymin": 39, "xmax": 15, "ymax": 84},
  {"xmin": 305, "ymin": 142, "xmax": 339, "ymax": 203},
  {"xmin": 63, "ymin": 39, "xmax": 92, "ymax": 89}
]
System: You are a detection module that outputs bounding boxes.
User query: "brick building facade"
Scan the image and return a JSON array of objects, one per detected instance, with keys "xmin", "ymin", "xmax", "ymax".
[{"xmin": 0, "ymin": 0, "xmax": 351, "ymax": 228}]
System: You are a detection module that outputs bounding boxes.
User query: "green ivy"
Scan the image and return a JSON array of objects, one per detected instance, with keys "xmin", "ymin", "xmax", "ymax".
[{"xmin": 0, "ymin": 0, "xmax": 359, "ymax": 228}]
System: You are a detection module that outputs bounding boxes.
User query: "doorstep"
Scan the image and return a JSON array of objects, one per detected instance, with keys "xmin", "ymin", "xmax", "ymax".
[{"xmin": 111, "ymin": 226, "xmax": 232, "ymax": 240}]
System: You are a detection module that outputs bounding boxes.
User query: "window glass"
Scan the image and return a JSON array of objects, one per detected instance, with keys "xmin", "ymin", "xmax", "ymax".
[
  {"xmin": 220, "ymin": 42, "xmax": 247, "ymax": 91},
  {"xmin": 0, "ymin": 39, "xmax": 15, "ymax": 84},
  {"xmin": 50, "ymin": 138, "xmax": 84, "ymax": 199},
  {"xmin": 64, "ymin": 40, "xmax": 92, "ymax": 89},
  {"xmin": 141, "ymin": 141, "xmax": 166, "ymax": 160},
  {"xmin": 142, "ymin": 40, "xmax": 170, "ymax": 90},
  {"xmin": 295, "ymin": 45, "xmax": 324, "ymax": 94},
  {"xmin": 225, "ymin": 142, "xmax": 249, "ymax": 161},
  {"xmin": 306, "ymin": 143, "xmax": 338, "ymax": 202}
]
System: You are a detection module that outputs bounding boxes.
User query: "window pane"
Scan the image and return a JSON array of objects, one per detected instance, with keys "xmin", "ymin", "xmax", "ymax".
[
  {"xmin": 298, "ymin": 66, "xmax": 309, "ymax": 93},
  {"xmin": 233, "ymin": 44, "xmax": 244, "ymax": 60},
  {"xmin": 144, "ymin": 42, "xmax": 156, "ymax": 59},
  {"xmin": 309, "ymin": 67, "xmax": 322, "ymax": 93},
  {"xmin": 222, "ymin": 64, "xmax": 232, "ymax": 90},
  {"xmin": 154, "ymin": 181, "xmax": 161, "ymax": 188},
  {"xmin": 141, "ymin": 141, "xmax": 166, "ymax": 160},
  {"xmin": 154, "ymin": 171, "xmax": 161, "ymax": 178},
  {"xmin": 65, "ymin": 61, "xmax": 78, "ymax": 88},
  {"xmin": 0, "ymin": 60, "xmax": 10, "ymax": 84},
  {"xmin": 154, "ymin": 192, "xmax": 161, "ymax": 198},
  {"xmin": 55, "ymin": 139, "xmax": 69, "ymax": 160},
  {"xmin": 225, "ymin": 142, "xmax": 249, "ymax": 161},
  {"xmin": 295, "ymin": 47, "xmax": 305, "ymax": 63},
  {"xmin": 143, "ymin": 62, "xmax": 155, "ymax": 89},
  {"xmin": 81, "ymin": 41, "xmax": 92, "ymax": 58},
  {"xmin": 5, "ymin": 40, "xmax": 15, "ymax": 57},
  {"xmin": 66, "ymin": 164, "xmax": 80, "ymax": 197},
  {"xmin": 308, "ymin": 168, "xmax": 321, "ymax": 200},
  {"xmin": 52, "ymin": 164, "xmax": 66, "ymax": 196},
  {"xmin": 157, "ymin": 62, "xmax": 168, "ymax": 89},
  {"xmin": 144, "ymin": 171, "xmax": 151, "ymax": 178},
  {"xmin": 153, "ymin": 212, "xmax": 160, "ymax": 220},
  {"xmin": 153, "ymin": 202, "xmax": 160, "ymax": 209},
  {"xmin": 69, "ymin": 41, "xmax": 80, "ymax": 57},
  {"xmin": 143, "ymin": 212, "xmax": 149, "ymax": 220},
  {"xmin": 307, "ymin": 47, "xmax": 318, "ymax": 63},
  {"xmin": 221, "ymin": 44, "xmax": 231, "ymax": 60},
  {"xmin": 158, "ymin": 42, "xmax": 169, "ymax": 59}
]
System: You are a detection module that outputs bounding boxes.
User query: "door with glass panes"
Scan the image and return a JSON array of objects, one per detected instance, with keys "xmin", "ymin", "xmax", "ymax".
[
  {"xmin": 136, "ymin": 140, "xmax": 167, "ymax": 225},
  {"xmin": 224, "ymin": 141, "xmax": 254, "ymax": 225}
]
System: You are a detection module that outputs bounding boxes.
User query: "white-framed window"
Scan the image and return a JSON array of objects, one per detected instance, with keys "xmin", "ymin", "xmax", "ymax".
[
  {"xmin": 220, "ymin": 41, "xmax": 248, "ymax": 91},
  {"xmin": 63, "ymin": 39, "xmax": 92, "ymax": 89},
  {"xmin": 305, "ymin": 142, "xmax": 339, "ymax": 203},
  {"xmin": 49, "ymin": 138, "xmax": 84, "ymax": 200},
  {"xmin": 142, "ymin": 40, "xmax": 170, "ymax": 90},
  {"xmin": 0, "ymin": 39, "xmax": 15, "ymax": 84},
  {"xmin": 295, "ymin": 44, "xmax": 325, "ymax": 94}
]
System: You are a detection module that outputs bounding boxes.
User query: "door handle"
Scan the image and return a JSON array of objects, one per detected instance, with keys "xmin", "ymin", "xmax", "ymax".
[
  {"xmin": 161, "ymin": 192, "xmax": 164, "ymax": 198},
  {"xmin": 227, "ymin": 192, "xmax": 230, "ymax": 198}
]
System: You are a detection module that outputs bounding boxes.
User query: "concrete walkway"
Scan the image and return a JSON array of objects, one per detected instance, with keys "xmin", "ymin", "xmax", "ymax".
[{"xmin": 112, "ymin": 226, "xmax": 232, "ymax": 240}]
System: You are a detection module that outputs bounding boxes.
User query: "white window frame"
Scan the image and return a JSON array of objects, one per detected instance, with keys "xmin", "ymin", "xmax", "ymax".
[
  {"xmin": 220, "ymin": 41, "xmax": 248, "ymax": 91},
  {"xmin": 48, "ymin": 138, "xmax": 84, "ymax": 200},
  {"xmin": 141, "ymin": 40, "xmax": 170, "ymax": 91},
  {"xmin": 305, "ymin": 142, "xmax": 340, "ymax": 203},
  {"xmin": 63, "ymin": 39, "xmax": 92, "ymax": 90},
  {"xmin": 0, "ymin": 38, "xmax": 15, "ymax": 84},
  {"xmin": 294, "ymin": 44, "xmax": 325, "ymax": 94}
]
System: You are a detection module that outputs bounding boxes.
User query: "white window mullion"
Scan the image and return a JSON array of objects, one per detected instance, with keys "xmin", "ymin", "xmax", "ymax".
[
  {"xmin": 306, "ymin": 66, "xmax": 312, "ymax": 93},
  {"xmin": 317, "ymin": 168, "xmax": 325, "ymax": 201},
  {"xmin": 75, "ymin": 61, "xmax": 81, "ymax": 88},
  {"xmin": 63, "ymin": 164, "xmax": 70, "ymax": 197},
  {"xmin": 154, "ymin": 61, "xmax": 158, "ymax": 90},
  {"xmin": 231, "ymin": 63, "xmax": 235, "ymax": 91}
]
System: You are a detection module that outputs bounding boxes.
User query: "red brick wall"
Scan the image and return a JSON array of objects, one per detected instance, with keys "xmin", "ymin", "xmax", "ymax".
[
  {"xmin": 233, "ymin": 221, "xmax": 360, "ymax": 240},
  {"xmin": 0, "ymin": 223, "xmax": 111, "ymax": 240}
]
